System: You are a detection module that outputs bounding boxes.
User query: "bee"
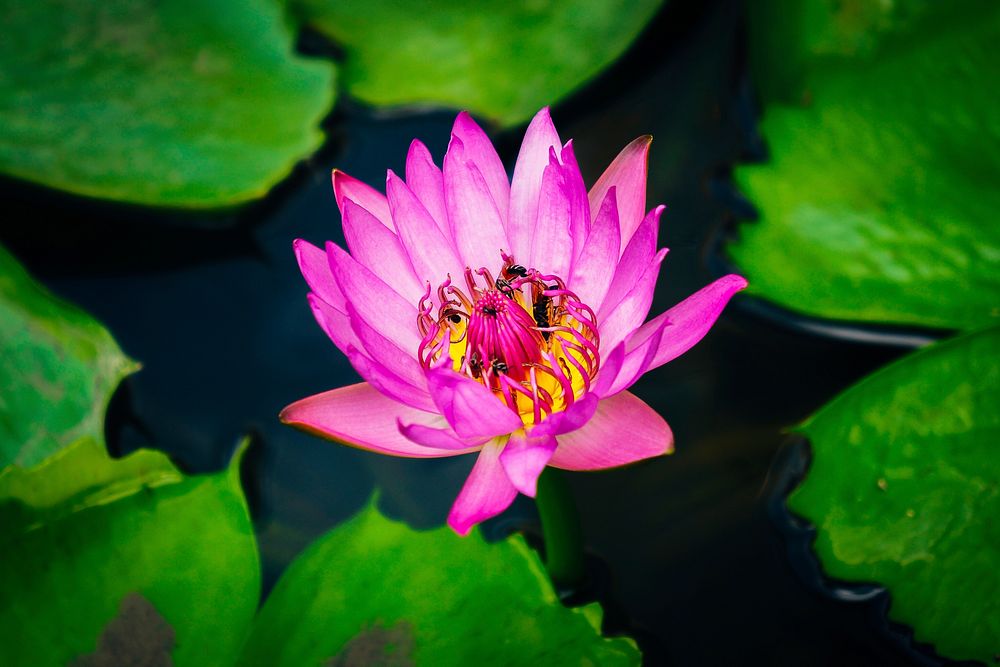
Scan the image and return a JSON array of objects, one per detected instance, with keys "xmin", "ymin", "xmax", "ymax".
[
  {"xmin": 441, "ymin": 307, "xmax": 464, "ymax": 325},
  {"xmin": 491, "ymin": 359, "xmax": 508, "ymax": 375},
  {"xmin": 494, "ymin": 277, "xmax": 514, "ymax": 294},
  {"xmin": 467, "ymin": 353, "xmax": 483, "ymax": 378},
  {"xmin": 496, "ymin": 264, "xmax": 528, "ymax": 297},
  {"xmin": 533, "ymin": 294, "xmax": 551, "ymax": 340},
  {"xmin": 503, "ymin": 264, "xmax": 528, "ymax": 279}
]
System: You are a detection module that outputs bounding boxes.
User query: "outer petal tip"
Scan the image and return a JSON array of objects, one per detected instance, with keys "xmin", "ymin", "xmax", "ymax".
[
  {"xmin": 446, "ymin": 441, "xmax": 518, "ymax": 535},
  {"xmin": 632, "ymin": 272, "xmax": 750, "ymax": 374},
  {"xmin": 330, "ymin": 169, "xmax": 349, "ymax": 201},
  {"xmin": 453, "ymin": 110, "xmax": 478, "ymax": 133},
  {"xmin": 447, "ymin": 517, "xmax": 474, "ymax": 537},
  {"xmin": 524, "ymin": 106, "xmax": 558, "ymax": 138},
  {"xmin": 291, "ymin": 237, "xmax": 310, "ymax": 259},
  {"xmin": 278, "ymin": 394, "xmax": 331, "ymax": 439},
  {"xmin": 406, "ymin": 139, "xmax": 432, "ymax": 166},
  {"xmin": 281, "ymin": 384, "xmax": 468, "ymax": 458}
]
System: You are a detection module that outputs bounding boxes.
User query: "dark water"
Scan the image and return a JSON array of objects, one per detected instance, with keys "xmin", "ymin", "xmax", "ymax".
[{"xmin": 1, "ymin": 1, "xmax": 957, "ymax": 665}]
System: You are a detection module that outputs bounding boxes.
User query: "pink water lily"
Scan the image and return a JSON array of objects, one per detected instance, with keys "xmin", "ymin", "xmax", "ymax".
[{"xmin": 282, "ymin": 108, "xmax": 747, "ymax": 535}]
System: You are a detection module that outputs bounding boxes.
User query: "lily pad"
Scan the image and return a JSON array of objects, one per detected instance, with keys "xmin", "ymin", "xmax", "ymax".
[
  {"xmin": 0, "ymin": 438, "xmax": 260, "ymax": 667},
  {"xmin": 0, "ymin": 244, "xmax": 137, "ymax": 468},
  {"xmin": 238, "ymin": 500, "xmax": 640, "ymax": 666},
  {"xmin": 0, "ymin": 0, "xmax": 336, "ymax": 207},
  {"xmin": 729, "ymin": 2, "xmax": 1000, "ymax": 331},
  {"xmin": 747, "ymin": 0, "xmax": 941, "ymax": 103},
  {"xmin": 788, "ymin": 327, "xmax": 1000, "ymax": 664},
  {"xmin": 290, "ymin": 0, "xmax": 663, "ymax": 126}
]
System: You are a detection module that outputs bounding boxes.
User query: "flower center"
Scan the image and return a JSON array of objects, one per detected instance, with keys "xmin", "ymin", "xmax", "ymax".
[{"xmin": 417, "ymin": 253, "xmax": 600, "ymax": 426}]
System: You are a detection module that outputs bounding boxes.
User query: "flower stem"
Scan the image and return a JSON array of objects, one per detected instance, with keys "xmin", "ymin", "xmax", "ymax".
[{"xmin": 535, "ymin": 467, "xmax": 586, "ymax": 590}]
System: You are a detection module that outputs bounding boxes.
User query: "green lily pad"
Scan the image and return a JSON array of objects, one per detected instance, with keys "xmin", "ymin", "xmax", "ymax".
[
  {"xmin": 290, "ymin": 0, "xmax": 663, "ymax": 126},
  {"xmin": 0, "ymin": 0, "xmax": 336, "ymax": 208},
  {"xmin": 0, "ymin": 244, "xmax": 137, "ymax": 468},
  {"xmin": 747, "ymin": 0, "xmax": 941, "ymax": 103},
  {"xmin": 0, "ymin": 438, "xmax": 260, "ymax": 667},
  {"xmin": 729, "ymin": 2, "xmax": 1000, "ymax": 331},
  {"xmin": 238, "ymin": 500, "xmax": 640, "ymax": 666},
  {"xmin": 788, "ymin": 326, "xmax": 1000, "ymax": 664}
]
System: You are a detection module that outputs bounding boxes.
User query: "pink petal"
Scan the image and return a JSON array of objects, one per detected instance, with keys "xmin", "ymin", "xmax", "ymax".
[
  {"xmin": 559, "ymin": 141, "xmax": 591, "ymax": 262},
  {"xmin": 549, "ymin": 391, "xmax": 673, "ymax": 470},
  {"xmin": 405, "ymin": 140, "xmax": 449, "ymax": 235},
  {"xmin": 294, "ymin": 239, "xmax": 345, "ymax": 312},
  {"xmin": 397, "ymin": 419, "xmax": 488, "ymax": 451},
  {"xmin": 599, "ymin": 248, "xmax": 668, "ymax": 355},
  {"xmin": 385, "ymin": 171, "xmax": 466, "ymax": 287},
  {"xmin": 326, "ymin": 242, "xmax": 420, "ymax": 352},
  {"xmin": 588, "ymin": 136, "xmax": 651, "ymax": 250},
  {"xmin": 280, "ymin": 383, "xmax": 459, "ymax": 458},
  {"xmin": 443, "ymin": 136, "xmax": 509, "ymax": 273},
  {"xmin": 452, "ymin": 112, "xmax": 510, "ymax": 223},
  {"xmin": 447, "ymin": 440, "xmax": 518, "ymax": 535},
  {"xmin": 528, "ymin": 154, "xmax": 572, "ymax": 279},
  {"xmin": 332, "ymin": 170, "xmax": 393, "ymax": 231},
  {"xmin": 592, "ymin": 341, "xmax": 626, "ymax": 396},
  {"xmin": 344, "ymin": 301, "xmax": 428, "ymax": 390},
  {"xmin": 308, "ymin": 293, "xmax": 364, "ymax": 356},
  {"xmin": 639, "ymin": 273, "xmax": 748, "ymax": 370},
  {"xmin": 568, "ymin": 187, "xmax": 621, "ymax": 308},
  {"xmin": 342, "ymin": 199, "xmax": 423, "ymax": 302},
  {"xmin": 598, "ymin": 320, "xmax": 667, "ymax": 397},
  {"xmin": 508, "ymin": 107, "xmax": 562, "ymax": 263},
  {"xmin": 499, "ymin": 432, "xmax": 557, "ymax": 497},
  {"xmin": 599, "ymin": 205, "xmax": 663, "ymax": 318},
  {"xmin": 528, "ymin": 392, "xmax": 600, "ymax": 438},
  {"xmin": 346, "ymin": 346, "xmax": 437, "ymax": 412},
  {"xmin": 425, "ymin": 366, "xmax": 523, "ymax": 440}
]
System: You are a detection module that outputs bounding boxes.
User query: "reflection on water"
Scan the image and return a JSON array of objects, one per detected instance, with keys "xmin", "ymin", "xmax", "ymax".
[{"xmin": 0, "ymin": 1, "xmax": 948, "ymax": 664}]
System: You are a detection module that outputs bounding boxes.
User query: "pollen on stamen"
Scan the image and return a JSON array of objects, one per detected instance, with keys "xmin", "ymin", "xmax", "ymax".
[{"xmin": 416, "ymin": 253, "xmax": 601, "ymax": 425}]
